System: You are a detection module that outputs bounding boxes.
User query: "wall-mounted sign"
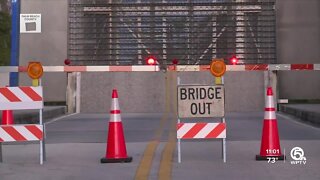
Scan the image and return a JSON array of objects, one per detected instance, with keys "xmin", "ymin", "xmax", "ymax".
[{"xmin": 20, "ymin": 14, "xmax": 41, "ymax": 33}]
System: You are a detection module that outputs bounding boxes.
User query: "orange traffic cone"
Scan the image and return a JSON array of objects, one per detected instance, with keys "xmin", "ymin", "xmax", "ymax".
[
  {"xmin": 101, "ymin": 89, "xmax": 132, "ymax": 163},
  {"xmin": 256, "ymin": 87, "xmax": 285, "ymax": 160},
  {"xmin": 1, "ymin": 110, "xmax": 14, "ymax": 125}
]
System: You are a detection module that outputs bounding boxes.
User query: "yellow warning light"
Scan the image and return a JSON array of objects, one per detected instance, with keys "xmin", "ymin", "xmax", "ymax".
[
  {"xmin": 210, "ymin": 59, "xmax": 226, "ymax": 77},
  {"xmin": 27, "ymin": 62, "xmax": 44, "ymax": 79}
]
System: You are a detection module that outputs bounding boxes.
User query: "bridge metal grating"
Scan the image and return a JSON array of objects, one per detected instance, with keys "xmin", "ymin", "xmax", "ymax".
[{"xmin": 68, "ymin": 0, "xmax": 276, "ymax": 66}]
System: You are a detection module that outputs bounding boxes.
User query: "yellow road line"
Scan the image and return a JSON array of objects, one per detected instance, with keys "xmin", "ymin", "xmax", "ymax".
[
  {"xmin": 158, "ymin": 71, "xmax": 178, "ymax": 180},
  {"xmin": 134, "ymin": 140, "xmax": 159, "ymax": 180},
  {"xmin": 158, "ymin": 119, "xmax": 176, "ymax": 180},
  {"xmin": 134, "ymin": 112, "xmax": 168, "ymax": 180},
  {"xmin": 134, "ymin": 73, "xmax": 171, "ymax": 180}
]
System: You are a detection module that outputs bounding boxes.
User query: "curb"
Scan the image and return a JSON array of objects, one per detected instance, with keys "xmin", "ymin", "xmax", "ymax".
[{"xmin": 279, "ymin": 104, "xmax": 320, "ymax": 126}]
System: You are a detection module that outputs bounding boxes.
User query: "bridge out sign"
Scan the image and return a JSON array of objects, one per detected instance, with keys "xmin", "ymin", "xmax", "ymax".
[{"xmin": 177, "ymin": 85, "xmax": 225, "ymax": 118}]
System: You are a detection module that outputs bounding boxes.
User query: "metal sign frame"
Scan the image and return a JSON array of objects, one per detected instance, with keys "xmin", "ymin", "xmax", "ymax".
[{"xmin": 177, "ymin": 77, "xmax": 226, "ymax": 163}]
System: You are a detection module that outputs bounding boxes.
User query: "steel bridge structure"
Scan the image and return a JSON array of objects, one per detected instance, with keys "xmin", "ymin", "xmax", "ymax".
[{"xmin": 68, "ymin": 0, "xmax": 276, "ymax": 66}]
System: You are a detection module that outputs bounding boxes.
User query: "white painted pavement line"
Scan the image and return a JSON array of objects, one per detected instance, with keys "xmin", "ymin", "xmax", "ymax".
[
  {"xmin": 45, "ymin": 113, "xmax": 79, "ymax": 125},
  {"xmin": 277, "ymin": 112, "xmax": 319, "ymax": 130}
]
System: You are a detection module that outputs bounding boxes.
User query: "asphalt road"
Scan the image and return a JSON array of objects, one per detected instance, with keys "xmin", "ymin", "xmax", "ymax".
[{"xmin": 0, "ymin": 112, "xmax": 319, "ymax": 180}]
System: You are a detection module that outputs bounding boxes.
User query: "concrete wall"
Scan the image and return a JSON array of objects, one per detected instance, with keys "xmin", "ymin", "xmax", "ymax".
[
  {"xmin": 80, "ymin": 72, "xmax": 265, "ymax": 113},
  {"xmin": 0, "ymin": 73, "xmax": 9, "ymax": 86},
  {"xmin": 81, "ymin": 72, "xmax": 167, "ymax": 113},
  {"xmin": 19, "ymin": 0, "xmax": 68, "ymax": 102},
  {"xmin": 276, "ymin": 0, "xmax": 320, "ymax": 99}
]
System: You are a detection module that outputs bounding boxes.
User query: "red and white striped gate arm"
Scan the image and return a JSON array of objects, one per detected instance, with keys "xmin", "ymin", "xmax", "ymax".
[
  {"xmin": 168, "ymin": 64, "xmax": 320, "ymax": 72},
  {"xmin": 0, "ymin": 64, "xmax": 319, "ymax": 73},
  {"xmin": 0, "ymin": 125, "xmax": 43, "ymax": 142},
  {"xmin": 0, "ymin": 65, "xmax": 160, "ymax": 72},
  {"xmin": 0, "ymin": 86, "xmax": 43, "ymax": 110},
  {"xmin": 177, "ymin": 123, "xmax": 226, "ymax": 139}
]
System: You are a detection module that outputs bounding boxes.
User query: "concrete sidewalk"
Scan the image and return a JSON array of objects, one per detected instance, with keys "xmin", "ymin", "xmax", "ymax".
[
  {"xmin": 279, "ymin": 104, "xmax": 320, "ymax": 127},
  {"xmin": 0, "ymin": 106, "xmax": 66, "ymax": 124}
]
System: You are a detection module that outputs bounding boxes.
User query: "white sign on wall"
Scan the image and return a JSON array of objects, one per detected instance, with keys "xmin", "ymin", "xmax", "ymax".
[
  {"xmin": 177, "ymin": 85, "xmax": 225, "ymax": 118},
  {"xmin": 20, "ymin": 14, "xmax": 41, "ymax": 33}
]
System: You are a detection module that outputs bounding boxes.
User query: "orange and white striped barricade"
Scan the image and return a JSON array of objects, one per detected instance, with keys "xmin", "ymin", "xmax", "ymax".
[{"xmin": 0, "ymin": 86, "xmax": 45, "ymax": 164}]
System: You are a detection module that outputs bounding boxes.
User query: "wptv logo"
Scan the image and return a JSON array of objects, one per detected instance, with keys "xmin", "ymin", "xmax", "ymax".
[{"xmin": 290, "ymin": 147, "xmax": 307, "ymax": 165}]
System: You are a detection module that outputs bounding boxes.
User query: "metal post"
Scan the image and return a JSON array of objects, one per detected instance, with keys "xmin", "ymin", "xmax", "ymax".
[
  {"xmin": 221, "ymin": 76, "xmax": 226, "ymax": 163},
  {"xmin": 215, "ymin": 76, "xmax": 226, "ymax": 162},
  {"xmin": 39, "ymin": 78, "xmax": 45, "ymax": 164},
  {"xmin": 222, "ymin": 117, "xmax": 226, "ymax": 163},
  {"xmin": 177, "ymin": 76, "xmax": 181, "ymax": 163},
  {"xmin": 177, "ymin": 116, "xmax": 181, "ymax": 163},
  {"xmin": 40, "ymin": 107, "xmax": 44, "ymax": 164},
  {"xmin": 9, "ymin": 0, "xmax": 20, "ymax": 86}
]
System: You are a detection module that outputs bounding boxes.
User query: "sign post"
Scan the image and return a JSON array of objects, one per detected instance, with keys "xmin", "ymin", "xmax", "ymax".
[
  {"xmin": 27, "ymin": 61, "xmax": 45, "ymax": 163},
  {"xmin": 210, "ymin": 59, "xmax": 227, "ymax": 162},
  {"xmin": 177, "ymin": 77, "xmax": 181, "ymax": 163}
]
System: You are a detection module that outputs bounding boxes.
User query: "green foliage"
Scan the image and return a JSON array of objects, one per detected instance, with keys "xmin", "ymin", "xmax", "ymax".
[{"xmin": 0, "ymin": 12, "xmax": 11, "ymax": 66}]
